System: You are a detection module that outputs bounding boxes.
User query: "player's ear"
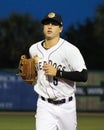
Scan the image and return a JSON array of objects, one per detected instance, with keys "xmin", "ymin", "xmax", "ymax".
[{"xmin": 59, "ymin": 26, "xmax": 63, "ymax": 33}]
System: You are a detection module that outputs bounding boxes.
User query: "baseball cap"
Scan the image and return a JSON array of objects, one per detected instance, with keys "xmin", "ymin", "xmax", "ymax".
[{"xmin": 41, "ymin": 12, "xmax": 63, "ymax": 26}]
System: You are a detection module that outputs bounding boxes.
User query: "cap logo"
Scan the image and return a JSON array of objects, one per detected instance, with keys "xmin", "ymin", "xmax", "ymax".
[{"xmin": 48, "ymin": 12, "xmax": 55, "ymax": 18}]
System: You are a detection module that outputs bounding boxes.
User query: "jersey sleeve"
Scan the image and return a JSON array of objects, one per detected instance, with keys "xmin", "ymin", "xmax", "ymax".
[{"xmin": 67, "ymin": 46, "xmax": 87, "ymax": 72}]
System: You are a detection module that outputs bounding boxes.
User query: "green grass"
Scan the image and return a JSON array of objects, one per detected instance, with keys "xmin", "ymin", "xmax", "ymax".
[
  {"xmin": 0, "ymin": 112, "xmax": 35, "ymax": 130},
  {"xmin": 0, "ymin": 112, "xmax": 104, "ymax": 130},
  {"xmin": 77, "ymin": 113, "xmax": 104, "ymax": 130}
]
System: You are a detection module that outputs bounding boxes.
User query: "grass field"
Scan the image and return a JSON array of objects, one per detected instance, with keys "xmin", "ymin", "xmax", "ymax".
[
  {"xmin": 0, "ymin": 112, "xmax": 104, "ymax": 130},
  {"xmin": 77, "ymin": 113, "xmax": 104, "ymax": 130}
]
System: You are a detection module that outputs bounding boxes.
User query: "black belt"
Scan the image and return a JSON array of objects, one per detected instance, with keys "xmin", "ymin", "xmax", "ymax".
[{"xmin": 41, "ymin": 96, "xmax": 73, "ymax": 105}]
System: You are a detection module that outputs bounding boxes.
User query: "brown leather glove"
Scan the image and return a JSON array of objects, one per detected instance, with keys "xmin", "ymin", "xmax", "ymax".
[{"xmin": 17, "ymin": 55, "xmax": 38, "ymax": 85}]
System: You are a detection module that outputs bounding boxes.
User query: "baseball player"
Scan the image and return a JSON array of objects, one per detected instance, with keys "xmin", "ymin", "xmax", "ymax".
[{"xmin": 29, "ymin": 12, "xmax": 88, "ymax": 130}]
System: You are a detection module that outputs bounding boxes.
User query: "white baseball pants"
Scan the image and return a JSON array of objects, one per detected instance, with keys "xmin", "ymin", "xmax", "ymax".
[{"xmin": 35, "ymin": 95, "xmax": 77, "ymax": 130}]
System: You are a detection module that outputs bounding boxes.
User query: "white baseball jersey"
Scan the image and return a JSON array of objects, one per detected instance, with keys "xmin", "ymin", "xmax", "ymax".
[{"xmin": 29, "ymin": 38, "xmax": 86, "ymax": 99}]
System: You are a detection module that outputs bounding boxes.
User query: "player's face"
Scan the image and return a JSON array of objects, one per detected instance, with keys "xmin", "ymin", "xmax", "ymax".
[{"xmin": 43, "ymin": 21, "xmax": 63, "ymax": 40}]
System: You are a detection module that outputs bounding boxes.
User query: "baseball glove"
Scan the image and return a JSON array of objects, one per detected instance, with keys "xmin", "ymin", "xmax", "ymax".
[{"xmin": 17, "ymin": 54, "xmax": 38, "ymax": 85}]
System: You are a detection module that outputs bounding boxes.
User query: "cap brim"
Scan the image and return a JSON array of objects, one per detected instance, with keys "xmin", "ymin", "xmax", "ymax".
[{"xmin": 41, "ymin": 18, "xmax": 62, "ymax": 26}]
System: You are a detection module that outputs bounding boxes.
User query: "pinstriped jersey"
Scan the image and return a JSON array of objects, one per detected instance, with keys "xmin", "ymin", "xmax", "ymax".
[{"xmin": 29, "ymin": 38, "xmax": 87, "ymax": 99}]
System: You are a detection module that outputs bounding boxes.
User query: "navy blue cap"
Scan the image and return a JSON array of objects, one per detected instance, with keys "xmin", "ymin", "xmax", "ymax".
[{"xmin": 41, "ymin": 12, "xmax": 63, "ymax": 26}]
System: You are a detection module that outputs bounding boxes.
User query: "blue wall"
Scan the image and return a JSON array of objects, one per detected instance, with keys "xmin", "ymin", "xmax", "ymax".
[
  {"xmin": 0, "ymin": 73, "xmax": 38, "ymax": 111},
  {"xmin": 0, "ymin": 72, "xmax": 104, "ymax": 111}
]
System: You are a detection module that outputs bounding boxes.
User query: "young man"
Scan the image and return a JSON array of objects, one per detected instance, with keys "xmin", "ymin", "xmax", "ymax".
[{"xmin": 29, "ymin": 12, "xmax": 88, "ymax": 130}]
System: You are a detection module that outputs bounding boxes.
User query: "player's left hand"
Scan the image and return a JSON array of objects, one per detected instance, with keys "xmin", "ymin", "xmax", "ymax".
[{"xmin": 43, "ymin": 64, "xmax": 57, "ymax": 76}]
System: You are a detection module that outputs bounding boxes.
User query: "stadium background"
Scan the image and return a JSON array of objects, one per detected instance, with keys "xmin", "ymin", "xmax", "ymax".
[{"xmin": 0, "ymin": 0, "xmax": 104, "ymax": 130}]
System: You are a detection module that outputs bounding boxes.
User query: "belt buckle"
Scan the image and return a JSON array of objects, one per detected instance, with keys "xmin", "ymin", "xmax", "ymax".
[
  {"xmin": 59, "ymin": 99, "xmax": 65, "ymax": 104},
  {"xmin": 48, "ymin": 99, "xmax": 54, "ymax": 104},
  {"xmin": 48, "ymin": 98, "xmax": 65, "ymax": 105}
]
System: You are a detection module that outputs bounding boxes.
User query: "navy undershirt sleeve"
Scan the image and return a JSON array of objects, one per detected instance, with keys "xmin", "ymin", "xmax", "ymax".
[{"xmin": 56, "ymin": 69, "xmax": 88, "ymax": 82}]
